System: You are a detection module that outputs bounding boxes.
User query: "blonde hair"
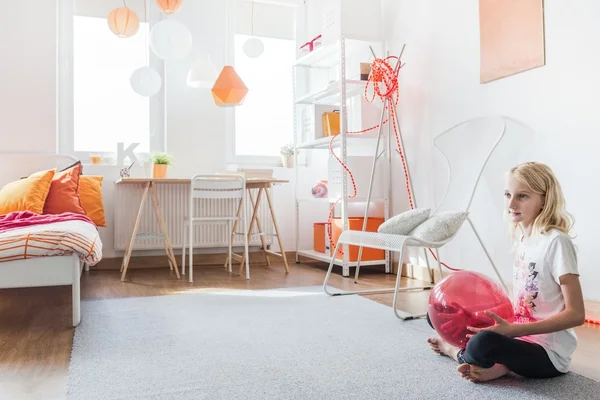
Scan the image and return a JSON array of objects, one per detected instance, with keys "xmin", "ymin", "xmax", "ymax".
[{"xmin": 508, "ymin": 162, "xmax": 574, "ymax": 239}]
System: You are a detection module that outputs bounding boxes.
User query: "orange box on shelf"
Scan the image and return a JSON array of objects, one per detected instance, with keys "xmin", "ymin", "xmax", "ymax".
[
  {"xmin": 322, "ymin": 110, "xmax": 340, "ymax": 137},
  {"xmin": 331, "ymin": 217, "xmax": 385, "ymax": 261},
  {"xmin": 313, "ymin": 222, "xmax": 328, "ymax": 253}
]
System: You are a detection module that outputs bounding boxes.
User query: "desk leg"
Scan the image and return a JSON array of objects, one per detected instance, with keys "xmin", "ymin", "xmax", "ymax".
[
  {"xmin": 149, "ymin": 183, "xmax": 181, "ymax": 279},
  {"xmin": 238, "ymin": 188, "xmax": 263, "ymax": 275},
  {"xmin": 121, "ymin": 182, "xmax": 150, "ymax": 281},
  {"xmin": 265, "ymin": 187, "xmax": 290, "ymax": 273},
  {"xmin": 149, "ymin": 186, "xmax": 174, "ymax": 271},
  {"xmin": 248, "ymin": 189, "xmax": 270, "ymax": 266}
]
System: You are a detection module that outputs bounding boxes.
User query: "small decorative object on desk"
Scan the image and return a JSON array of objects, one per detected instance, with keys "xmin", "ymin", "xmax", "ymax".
[
  {"xmin": 150, "ymin": 152, "xmax": 173, "ymax": 178},
  {"xmin": 280, "ymin": 143, "xmax": 294, "ymax": 168},
  {"xmin": 120, "ymin": 161, "xmax": 136, "ymax": 178}
]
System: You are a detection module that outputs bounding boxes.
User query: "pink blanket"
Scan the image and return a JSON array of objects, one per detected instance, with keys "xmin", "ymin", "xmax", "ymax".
[{"xmin": 0, "ymin": 211, "xmax": 95, "ymax": 233}]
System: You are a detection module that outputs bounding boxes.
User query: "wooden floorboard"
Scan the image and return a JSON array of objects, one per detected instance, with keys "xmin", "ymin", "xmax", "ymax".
[{"xmin": 0, "ymin": 259, "xmax": 598, "ymax": 400}]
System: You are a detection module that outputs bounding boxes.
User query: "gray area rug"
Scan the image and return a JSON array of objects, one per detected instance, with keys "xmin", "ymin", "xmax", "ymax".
[{"xmin": 67, "ymin": 287, "xmax": 599, "ymax": 399}]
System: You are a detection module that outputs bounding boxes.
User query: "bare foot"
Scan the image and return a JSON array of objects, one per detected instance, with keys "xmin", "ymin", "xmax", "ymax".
[
  {"xmin": 427, "ymin": 337, "xmax": 460, "ymax": 361},
  {"xmin": 457, "ymin": 363, "xmax": 510, "ymax": 383}
]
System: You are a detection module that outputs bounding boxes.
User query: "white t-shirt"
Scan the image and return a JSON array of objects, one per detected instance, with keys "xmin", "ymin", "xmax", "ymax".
[{"xmin": 512, "ymin": 229, "xmax": 579, "ymax": 373}]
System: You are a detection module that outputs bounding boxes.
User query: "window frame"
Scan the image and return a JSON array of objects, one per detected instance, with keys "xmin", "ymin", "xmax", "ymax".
[
  {"xmin": 57, "ymin": 0, "xmax": 166, "ymax": 162},
  {"xmin": 226, "ymin": 33, "xmax": 297, "ymax": 167}
]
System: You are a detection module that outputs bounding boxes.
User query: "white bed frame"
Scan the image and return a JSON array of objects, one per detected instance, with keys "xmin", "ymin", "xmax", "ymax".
[
  {"xmin": 0, "ymin": 153, "xmax": 91, "ymax": 327},
  {"xmin": 0, "ymin": 255, "xmax": 86, "ymax": 326}
]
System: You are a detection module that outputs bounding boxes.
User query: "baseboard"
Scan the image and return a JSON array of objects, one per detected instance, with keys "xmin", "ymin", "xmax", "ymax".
[
  {"xmin": 585, "ymin": 299, "xmax": 600, "ymax": 321},
  {"xmin": 95, "ymin": 250, "xmax": 298, "ymax": 270},
  {"xmin": 394, "ymin": 261, "xmax": 440, "ymax": 284}
]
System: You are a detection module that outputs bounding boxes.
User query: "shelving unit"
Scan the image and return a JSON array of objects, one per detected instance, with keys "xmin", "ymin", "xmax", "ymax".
[
  {"xmin": 292, "ymin": 0, "xmax": 390, "ymax": 277},
  {"xmin": 295, "ymin": 79, "xmax": 365, "ymax": 105}
]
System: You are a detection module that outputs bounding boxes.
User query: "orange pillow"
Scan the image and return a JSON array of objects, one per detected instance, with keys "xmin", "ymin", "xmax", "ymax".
[
  {"xmin": 43, "ymin": 164, "xmax": 86, "ymax": 215},
  {"xmin": 0, "ymin": 169, "xmax": 56, "ymax": 215},
  {"xmin": 79, "ymin": 175, "xmax": 106, "ymax": 227}
]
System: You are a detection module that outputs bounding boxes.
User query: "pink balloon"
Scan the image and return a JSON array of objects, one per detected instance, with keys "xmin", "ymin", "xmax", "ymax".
[{"xmin": 428, "ymin": 270, "xmax": 514, "ymax": 348}]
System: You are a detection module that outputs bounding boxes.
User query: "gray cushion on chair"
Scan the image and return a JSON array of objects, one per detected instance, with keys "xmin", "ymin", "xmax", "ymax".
[
  {"xmin": 408, "ymin": 211, "xmax": 468, "ymax": 242},
  {"xmin": 377, "ymin": 208, "xmax": 431, "ymax": 235}
]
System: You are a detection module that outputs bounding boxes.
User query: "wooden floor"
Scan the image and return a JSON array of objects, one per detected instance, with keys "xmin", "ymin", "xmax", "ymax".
[{"xmin": 0, "ymin": 259, "xmax": 598, "ymax": 400}]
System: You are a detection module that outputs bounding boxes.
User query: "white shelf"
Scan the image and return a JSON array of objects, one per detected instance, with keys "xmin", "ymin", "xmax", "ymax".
[
  {"xmin": 296, "ymin": 137, "xmax": 333, "ymax": 150},
  {"xmin": 292, "ymin": 29, "xmax": 389, "ymax": 277},
  {"xmin": 294, "ymin": 43, "xmax": 339, "ymax": 68},
  {"xmin": 297, "ymin": 249, "xmax": 386, "ymax": 267},
  {"xmin": 294, "ymin": 39, "xmax": 385, "ymax": 69},
  {"xmin": 295, "ymin": 136, "xmax": 378, "ymax": 150},
  {"xmin": 295, "ymin": 80, "xmax": 366, "ymax": 105}
]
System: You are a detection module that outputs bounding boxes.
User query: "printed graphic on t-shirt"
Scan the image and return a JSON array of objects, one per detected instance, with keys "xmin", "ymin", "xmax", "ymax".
[{"xmin": 514, "ymin": 252, "xmax": 539, "ymax": 323}]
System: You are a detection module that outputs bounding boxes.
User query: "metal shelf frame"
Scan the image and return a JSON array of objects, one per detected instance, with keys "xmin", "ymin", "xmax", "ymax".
[{"xmin": 292, "ymin": 35, "xmax": 391, "ymax": 277}]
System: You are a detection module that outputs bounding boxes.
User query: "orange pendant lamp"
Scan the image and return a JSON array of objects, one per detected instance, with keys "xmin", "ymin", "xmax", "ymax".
[
  {"xmin": 211, "ymin": 66, "xmax": 248, "ymax": 107},
  {"xmin": 107, "ymin": 7, "xmax": 139, "ymax": 38},
  {"xmin": 156, "ymin": 0, "xmax": 183, "ymax": 14}
]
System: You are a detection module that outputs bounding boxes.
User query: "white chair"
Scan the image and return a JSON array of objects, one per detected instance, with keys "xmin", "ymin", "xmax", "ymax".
[
  {"xmin": 181, "ymin": 174, "xmax": 250, "ymax": 282},
  {"xmin": 323, "ymin": 116, "xmax": 534, "ymax": 319}
]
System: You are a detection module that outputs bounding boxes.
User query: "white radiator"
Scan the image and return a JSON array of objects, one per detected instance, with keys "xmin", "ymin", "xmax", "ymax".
[{"xmin": 113, "ymin": 183, "xmax": 274, "ymax": 251}]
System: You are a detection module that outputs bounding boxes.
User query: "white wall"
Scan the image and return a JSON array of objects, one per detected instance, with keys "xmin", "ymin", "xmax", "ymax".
[
  {"xmin": 383, "ymin": 0, "xmax": 600, "ymax": 301},
  {"xmin": 0, "ymin": 0, "xmax": 57, "ymax": 153}
]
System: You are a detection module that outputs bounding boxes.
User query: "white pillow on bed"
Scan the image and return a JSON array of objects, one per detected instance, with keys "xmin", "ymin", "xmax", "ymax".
[{"xmin": 408, "ymin": 211, "xmax": 468, "ymax": 242}]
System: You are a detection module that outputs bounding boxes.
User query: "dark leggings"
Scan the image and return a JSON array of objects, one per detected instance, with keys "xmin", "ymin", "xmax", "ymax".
[{"xmin": 426, "ymin": 314, "xmax": 565, "ymax": 379}]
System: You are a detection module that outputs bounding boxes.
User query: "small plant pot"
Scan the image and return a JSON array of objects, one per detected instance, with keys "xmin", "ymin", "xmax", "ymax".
[
  {"xmin": 281, "ymin": 156, "xmax": 294, "ymax": 168},
  {"xmin": 153, "ymin": 164, "xmax": 168, "ymax": 178}
]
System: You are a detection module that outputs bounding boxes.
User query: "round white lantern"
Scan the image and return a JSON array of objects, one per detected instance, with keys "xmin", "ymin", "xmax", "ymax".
[
  {"xmin": 243, "ymin": 37, "xmax": 264, "ymax": 58},
  {"xmin": 149, "ymin": 20, "xmax": 193, "ymax": 61},
  {"xmin": 130, "ymin": 67, "xmax": 162, "ymax": 97}
]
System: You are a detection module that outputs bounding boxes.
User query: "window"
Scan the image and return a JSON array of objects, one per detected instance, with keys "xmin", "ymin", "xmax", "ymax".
[
  {"xmin": 60, "ymin": 14, "xmax": 162, "ymax": 157},
  {"xmin": 231, "ymin": 34, "xmax": 295, "ymax": 162}
]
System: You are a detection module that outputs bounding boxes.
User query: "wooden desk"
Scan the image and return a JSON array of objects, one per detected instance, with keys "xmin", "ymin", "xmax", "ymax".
[{"xmin": 115, "ymin": 177, "xmax": 290, "ymax": 280}]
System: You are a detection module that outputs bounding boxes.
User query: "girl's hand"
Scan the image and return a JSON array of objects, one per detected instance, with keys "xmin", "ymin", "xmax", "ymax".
[
  {"xmin": 467, "ymin": 311, "xmax": 520, "ymax": 338},
  {"xmin": 437, "ymin": 302, "xmax": 476, "ymax": 338}
]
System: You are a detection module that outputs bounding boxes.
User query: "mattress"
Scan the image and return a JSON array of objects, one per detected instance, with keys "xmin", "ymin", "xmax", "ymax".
[{"xmin": 0, "ymin": 220, "xmax": 102, "ymax": 265}]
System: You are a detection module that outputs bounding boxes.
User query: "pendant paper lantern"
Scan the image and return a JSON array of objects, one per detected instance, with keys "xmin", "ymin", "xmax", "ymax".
[
  {"xmin": 156, "ymin": 0, "xmax": 183, "ymax": 14},
  {"xmin": 211, "ymin": 66, "xmax": 248, "ymax": 107},
  {"xmin": 187, "ymin": 54, "xmax": 218, "ymax": 88},
  {"xmin": 243, "ymin": 37, "xmax": 264, "ymax": 58},
  {"xmin": 149, "ymin": 20, "xmax": 192, "ymax": 61},
  {"xmin": 130, "ymin": 67, "xmax": 162, "ymax": 97},
  {"xmin": 107, "ymin": 7, "xmax": 140, "ymax": 38}
]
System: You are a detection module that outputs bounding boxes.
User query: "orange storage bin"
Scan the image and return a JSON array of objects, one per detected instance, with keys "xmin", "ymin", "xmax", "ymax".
[
  {"xmin": 313, "ymin": 222, "xmax": 328, "ymax": 253},
  {"xmin": 331, "ymin": 217, "xmax": 385, "ymax": 261},
  {"xmin": 322, "ymin": 110, "xmax": 340, "ymax": 137}
]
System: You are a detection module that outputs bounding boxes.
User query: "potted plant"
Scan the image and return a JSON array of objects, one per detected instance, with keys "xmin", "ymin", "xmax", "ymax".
[
  {"xmin": 150, "ymin": 152, "xmax": 173, "ymax": 178},
  {"xmin": 280, "ymin": 143, "xmax": 295, "ymax": 168}
]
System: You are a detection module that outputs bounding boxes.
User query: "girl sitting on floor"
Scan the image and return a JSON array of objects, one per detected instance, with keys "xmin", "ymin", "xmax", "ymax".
[{"xmin": 427, "ymin": 162, "xmax": 586, "ymax": 382}]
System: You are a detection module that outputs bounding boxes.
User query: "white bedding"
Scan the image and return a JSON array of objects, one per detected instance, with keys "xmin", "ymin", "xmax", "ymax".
[{"xmin": 0, "ymin": 220, "xmax": 103, "ymax": 265}]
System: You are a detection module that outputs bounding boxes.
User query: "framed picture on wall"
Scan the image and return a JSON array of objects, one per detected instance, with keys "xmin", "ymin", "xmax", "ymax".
[{"xmin": 479, "ymin": 0, "xmax": 546, "ymax": 84}]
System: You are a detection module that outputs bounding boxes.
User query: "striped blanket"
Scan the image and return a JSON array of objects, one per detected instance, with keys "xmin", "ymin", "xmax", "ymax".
[{"xmin": 0, "ymin": 212, "xmax": 102, "ymax": 265}]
